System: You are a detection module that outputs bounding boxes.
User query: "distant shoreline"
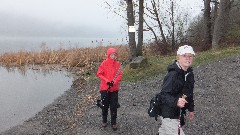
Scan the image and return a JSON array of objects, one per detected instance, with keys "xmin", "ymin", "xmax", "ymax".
[{"xmin": 0, "ymin": 36, "xmax": 127, "ymax": 53}]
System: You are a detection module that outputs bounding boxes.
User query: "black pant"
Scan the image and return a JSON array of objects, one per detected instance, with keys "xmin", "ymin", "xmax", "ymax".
[{"xmin": 100, "ymin": 90, "xmax": 118, "ymax": 125}]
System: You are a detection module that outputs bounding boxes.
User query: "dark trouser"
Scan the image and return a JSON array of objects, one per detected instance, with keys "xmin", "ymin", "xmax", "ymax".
[{"xmin": 100, "ymin": 90, "xmax": 118, "ymax": 125}]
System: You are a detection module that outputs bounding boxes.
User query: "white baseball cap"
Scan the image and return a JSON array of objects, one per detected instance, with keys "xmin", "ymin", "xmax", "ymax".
[{"xmin": 177, "ymin": 45, "xmax": 195, "ymax": 55}]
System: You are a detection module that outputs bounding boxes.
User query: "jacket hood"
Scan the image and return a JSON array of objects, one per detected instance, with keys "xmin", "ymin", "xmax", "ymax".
[
  {"xmin": 107, "ymin": 48, "xmax": 117, "ymax": 58},
  {"xmin": 167, "ymin": 60, "xmax": 193, "ymax": 73}
]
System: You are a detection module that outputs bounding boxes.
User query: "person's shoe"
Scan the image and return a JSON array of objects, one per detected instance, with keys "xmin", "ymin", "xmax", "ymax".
[
  {"xmin": 102, "ymin": 123, "xmax": 107, "ymax": 128},
  {"xmin": 112, "ymin": 124, "xmax": 117, "ymax": 131}
]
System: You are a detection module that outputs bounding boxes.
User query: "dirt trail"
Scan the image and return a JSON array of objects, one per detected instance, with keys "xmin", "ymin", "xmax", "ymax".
[{"xmin": 2, "ymin": 55, "xmax": 240, "ymax": 135}]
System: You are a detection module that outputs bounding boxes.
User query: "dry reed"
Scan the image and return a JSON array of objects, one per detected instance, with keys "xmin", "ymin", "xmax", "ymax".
[{"xmin": 0, "ymin": 45, "xmax": 131, "ymax": 72}]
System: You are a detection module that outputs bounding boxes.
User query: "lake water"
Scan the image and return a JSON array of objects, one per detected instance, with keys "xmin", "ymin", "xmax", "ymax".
[
  {"xmin": 0, "ymin": 66, "xmax": 73, "ymax": 133},
  {"xmin": 0, "ymin": 36, "xmax": 124, "ymax": 132},
  {"xmin": 0, "ymin": 37, "xmax": 127, "ymax": 53}
]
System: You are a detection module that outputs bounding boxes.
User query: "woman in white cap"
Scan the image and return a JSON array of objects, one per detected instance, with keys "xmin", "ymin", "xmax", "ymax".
[{"xmin": 158, "ymin": 45, "xmax": 195, "ymax": 135}]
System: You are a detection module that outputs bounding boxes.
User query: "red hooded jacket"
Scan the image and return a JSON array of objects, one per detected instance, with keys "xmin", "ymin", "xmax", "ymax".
[{"xmin": 97, "ymin": 48, "xmax": 122, "ymax": 92}]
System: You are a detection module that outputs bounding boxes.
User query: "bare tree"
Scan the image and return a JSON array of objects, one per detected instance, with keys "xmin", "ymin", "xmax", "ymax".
[
  {"xmin": 212, "ymin": 0, "xmax": 234, "ymax": 49},
  {"xmin": 146, "ymin": 0, "xmax": 167, "ymax": 45},
  {"xmin": 144, "ymin": 19, "xmax": 159, "ymax": 44},
  {"xmin": 144, "ymin": 0, "xmax": 169, "ymax": 54},
  {"xmin": 105, "ymin": 0, "xmax": 144, "ymax": 60},
  {"xmin": 104, "ymin": 0, "xmax": 202, "ymax": 55},
  {"xmin": 203, "ymin": 0, "xmax": 212, "ymax": 49},
  {"xmin": 170, "ymin": 1, "xmax": 175, "ymax": 50},
  {"xmin": 137, "ymin": 0, "xmax": 144, "ymax": 56},
  {"xmin": 230, "ymin": 0, "xmax": 240, "ymax": 26},
  {"xmin": 144, "ymin": 0, "xmax": 191, "ymax": 52},
  {"xmin": 126, "ymin": 0, "xmax": 137, "ymax": 60},
  {"xmin": 211, "ymin": 0, "xmax": 219, "ymax": 31}
]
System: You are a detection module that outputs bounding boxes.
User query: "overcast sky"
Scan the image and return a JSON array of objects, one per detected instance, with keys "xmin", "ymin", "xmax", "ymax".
[
  {"xmin": 0, "ymin": 0, "xmax": 125, "ymax": 38},
  {"xmin": 0, "ymin": 0, "xmax": 203, "ymax": 39}
]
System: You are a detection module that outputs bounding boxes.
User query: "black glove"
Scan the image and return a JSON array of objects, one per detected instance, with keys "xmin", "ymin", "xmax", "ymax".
[{"xmin": 107, "ymin": 81, "xmax": 114, "ymax": 87}]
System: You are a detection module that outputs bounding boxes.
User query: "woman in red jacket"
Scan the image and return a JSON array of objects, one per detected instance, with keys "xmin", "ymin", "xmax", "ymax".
[{"xmin": 97, "ymin": 47, "xmax": 122, "ymax": 131}]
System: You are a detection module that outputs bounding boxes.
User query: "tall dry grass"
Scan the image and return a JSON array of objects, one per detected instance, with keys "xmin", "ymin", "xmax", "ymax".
[{"xmin": 0, "ymin": 45, "xmax": 132, "ymax": 73}]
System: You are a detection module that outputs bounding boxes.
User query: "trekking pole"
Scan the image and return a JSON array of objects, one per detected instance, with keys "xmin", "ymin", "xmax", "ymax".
[
  {"xmin": 107, "ymin": 67, "xmax": 121, "ymax": 92},
  {"xmin": 178, "ymin": 94, "xmax": 187, "ymax": 135},
  {"xmin": 113, "ymin": 68, "xmax": 121, "ymax": 83}
]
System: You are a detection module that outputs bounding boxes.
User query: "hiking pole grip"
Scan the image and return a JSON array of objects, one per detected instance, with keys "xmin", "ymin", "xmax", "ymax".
[{"xmin": 182, "ymin": 94, "xmax": 187, "ymax": 99}]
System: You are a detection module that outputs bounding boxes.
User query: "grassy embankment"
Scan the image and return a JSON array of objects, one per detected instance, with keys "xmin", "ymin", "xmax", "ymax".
[
  {"xmin": 0, "ymin": 46, "xmax": 240, "ymax": 82},
  {"xmin": 122, "ymin": 46, "xmax": 240, "ymax": 82}
]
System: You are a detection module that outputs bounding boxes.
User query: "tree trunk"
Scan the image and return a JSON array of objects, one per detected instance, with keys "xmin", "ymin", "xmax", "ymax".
[
  {"xmin": 203, "ymin": 0, "xmax": 212, "ymax": 49},
  {"xmin": 171, "ymin": 1, "xmax": 175, "ymax": 50},
  {"xmin": 126, "ymin": 0, "xmax": 137, "ymax": 61},
  {"xmin": 212, "ymin": 0, "xmax": 232, "ymax": 49},
  {"xmin": 151, "ymin": 0, "xmax": 167, "ymax": 45},
  {"xmin": 137, "ymin": 0, "xmax": 144, "ymax": 56},
  {"xmin": 211, "ymin": 1, "xmax": 219, "ymax": 36}
]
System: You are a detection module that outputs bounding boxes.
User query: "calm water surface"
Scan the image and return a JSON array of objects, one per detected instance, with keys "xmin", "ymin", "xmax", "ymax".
[
  {"xmin": 0, "ymin": 37, "xmax": 127, "ymax": 53},
  {"xmin": 0, "ymin": 67, "xmax": 73, "ymax": 133}
]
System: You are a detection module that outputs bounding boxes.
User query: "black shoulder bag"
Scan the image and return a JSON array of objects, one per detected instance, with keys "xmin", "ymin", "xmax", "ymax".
[{"xmin": 148, "ymin": 93, "xmax": 162, "ymax": 121}]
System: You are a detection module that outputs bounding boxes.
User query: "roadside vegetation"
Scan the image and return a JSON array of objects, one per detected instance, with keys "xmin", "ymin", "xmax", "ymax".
[
  {"xmin": 122, "ymin": 46, "xmax": 240, "ymax": 82},
  {"xmin": 0, "ymin": 45, "xmax": 240, "ymax": 82}
]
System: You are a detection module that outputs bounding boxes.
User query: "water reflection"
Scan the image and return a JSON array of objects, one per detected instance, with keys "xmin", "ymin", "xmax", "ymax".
[{"xmin": 0, "ymin": 66, "xmax": 73, "ymax": 133}]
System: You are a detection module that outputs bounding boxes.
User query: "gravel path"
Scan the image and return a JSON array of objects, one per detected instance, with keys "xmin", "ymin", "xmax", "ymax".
[{"xmin": 1, "ymin": 55, "xmax": 240, "ymax": 135}]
